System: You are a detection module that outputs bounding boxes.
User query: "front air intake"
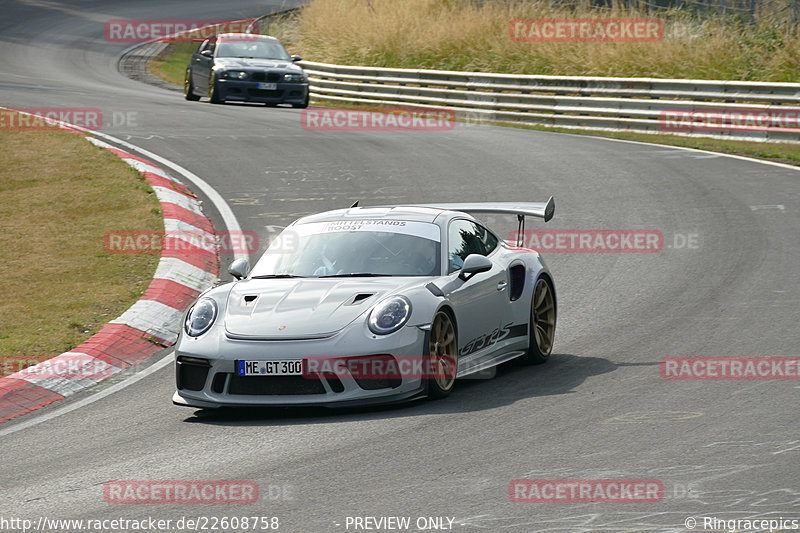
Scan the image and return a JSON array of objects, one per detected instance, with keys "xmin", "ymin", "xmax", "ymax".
[{"xmin": 176, "ymin": 357, "xmax": 211, "ymax": 391}]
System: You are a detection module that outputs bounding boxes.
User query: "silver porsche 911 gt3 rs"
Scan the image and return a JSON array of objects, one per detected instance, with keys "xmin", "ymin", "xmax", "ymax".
[{"xmin": 173, "ymin": 199, "xmax": 556, "ymax": 408}]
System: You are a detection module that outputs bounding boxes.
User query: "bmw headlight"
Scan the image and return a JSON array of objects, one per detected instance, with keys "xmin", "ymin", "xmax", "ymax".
[
  {"xmin": 283, "ymin": 73, "xmax": 305, "ymax": 83},
  {"xmin": 221, "ymin": 71, "xmax": 248, "ymax": 80},
  {"xmin": 184, "ymin": 298, "xmax": 217, "ymax": 337},
  {"xmin": 368, "ymin": 296, "xmax": 411, "ymax": 335}
]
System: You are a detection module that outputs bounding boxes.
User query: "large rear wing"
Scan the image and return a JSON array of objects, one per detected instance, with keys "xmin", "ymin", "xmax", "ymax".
[
  {"xmin": 409, "ymin": 197, "xmax": 555, "ymax": 223},
  {"xmin": 406, "ymin": 197, "xmax": 555, "ymax": 248},
  {"xmin": 353, "ymin": 197, "xmax": 555, "ymax": 247}
]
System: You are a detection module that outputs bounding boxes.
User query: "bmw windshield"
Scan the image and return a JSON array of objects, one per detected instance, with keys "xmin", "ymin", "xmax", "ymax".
[
  {"xmin": 216, "ymin": 39, "xmax": 291, "ymax": 60},
  {"xmin": 249, "ymin": 220, "xmax": 442, "ymax": 278}
]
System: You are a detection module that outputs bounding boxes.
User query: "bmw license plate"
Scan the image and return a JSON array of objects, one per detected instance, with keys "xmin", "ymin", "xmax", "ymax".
[
  {"xmin": 257, "ymin": 82, "xmax": 277, "ymax": 90},
  {"xmin": 237, "ymin": 360, "xmax": 302, "ymax": 376}
]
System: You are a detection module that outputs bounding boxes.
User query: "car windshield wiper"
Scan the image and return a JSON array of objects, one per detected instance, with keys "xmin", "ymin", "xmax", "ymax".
[
  {"xmin": 251, "ymin": 274, "xmax": 305, "ymax": 279},
  {"xmin": 318, "ymin": 273, "xmax": 392, "ymax": 278}
]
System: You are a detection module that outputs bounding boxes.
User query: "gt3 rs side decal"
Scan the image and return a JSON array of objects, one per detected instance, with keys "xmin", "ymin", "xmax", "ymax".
[{"xmin": 459, "ymin": 323, "xmax": 528, "ymax": 357}]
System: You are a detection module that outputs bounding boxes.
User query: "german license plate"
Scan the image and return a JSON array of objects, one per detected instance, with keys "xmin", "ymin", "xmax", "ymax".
[
  {"xmin": 257, "ymin": 82, "xmax": 277, "ymax": 90},
  {"xmin": 237, "ymin": 360, "xmax": 302, "ymax": 376}
]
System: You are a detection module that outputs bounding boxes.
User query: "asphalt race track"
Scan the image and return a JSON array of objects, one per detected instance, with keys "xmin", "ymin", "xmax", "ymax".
[{"xmin": 1, "ymin": 1, "xmax": 798, "ymax": 532}]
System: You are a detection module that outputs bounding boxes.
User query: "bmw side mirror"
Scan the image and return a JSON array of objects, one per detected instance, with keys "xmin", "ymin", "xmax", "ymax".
[
  {"xmin": 200, "ymin": 49, "xmax": 212, "ymax": 57},
  {"xmin": 458, "ymin": 254, "xmax": 492, "ymax": 280},
  {"xmin": 291, "ymin": 55, "xmax": 303, "ymax": 62},
  {"xmin": 228, "ymin": 258, "xmax": 250, "ymax": 280}
]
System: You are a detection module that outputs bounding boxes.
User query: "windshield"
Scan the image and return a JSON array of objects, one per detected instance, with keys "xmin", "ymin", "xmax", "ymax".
[
  {"xmin": 216, "ymin": 39, "xmax": 290, "ymax": 60},
  {"xmin": 249, "ymin": 220, "xmax": 442, "ymax": 278}
]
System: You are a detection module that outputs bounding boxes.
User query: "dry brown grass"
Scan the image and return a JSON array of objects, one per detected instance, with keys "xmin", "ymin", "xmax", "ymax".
[
  {"xmin": 291, "ymin": 0, "xmax": 799, "ymax": 81},
  {"xmin": 0, "ymin": 119, "xmax": 162, "ymax": 357}
]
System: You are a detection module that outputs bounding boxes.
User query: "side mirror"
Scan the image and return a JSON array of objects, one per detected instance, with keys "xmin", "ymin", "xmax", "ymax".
[
  {"xmin": 228, "ymin": 258, "xmax": 250, "ymax": 280},
  {"xmin": 458, "ymin": 254, "xmax": 492, "ymax": 280},
  {"xmin": 291, "ymin": 55, "xmax": 303, "ymax": 62},
  {"xmin": 200, "ymin": 49, "xmax": 213, "ymax": 57}
]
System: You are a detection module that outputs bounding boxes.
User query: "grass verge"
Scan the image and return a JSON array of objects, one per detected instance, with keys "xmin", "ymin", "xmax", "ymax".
[
  {"xmin": 150, "ymin": 42, "xmax": 198, "ymax": 86},
  {"xmin": 0, "ymin": 115, "xmax": 163, "ymax": 359}
]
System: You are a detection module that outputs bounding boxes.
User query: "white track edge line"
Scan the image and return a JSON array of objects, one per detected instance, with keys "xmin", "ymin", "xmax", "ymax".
[
  {"xmin": 556, "ymin": 131, "xmax": 800, "ymax": 173},
  {"xmin": 0, "ymin": 351, "xmax": 174, "ymax": 438}
]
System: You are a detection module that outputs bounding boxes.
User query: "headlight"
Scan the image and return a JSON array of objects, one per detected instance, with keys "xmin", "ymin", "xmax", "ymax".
[
  {"xmin": 184, "ymin": 298, "xmax": 217, "ymax": 337},
  {"xmin": 220, "ymin": 71, "xmax": 248, "ymax": 80},
  {"xmin": 368, "ymin": 296, "xmax": 411, "ymax": 335},
  {"xmin": 283, "ymin": 73, "xmax": 305, "ymax": 82}
]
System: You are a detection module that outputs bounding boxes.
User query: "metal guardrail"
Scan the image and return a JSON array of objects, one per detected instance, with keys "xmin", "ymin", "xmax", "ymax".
[
  {"xmin": 246, "ymin": 7, "xmax": 303, "ymax": 35},
  {"xmin": 298, "ymin": 61, "xmax": 800, "ymax": 142}
]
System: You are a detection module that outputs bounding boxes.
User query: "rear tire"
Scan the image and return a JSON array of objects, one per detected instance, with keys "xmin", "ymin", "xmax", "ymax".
[
  {"xmin": 425, "ymin": 311, "xmax": 458, "ymax": 399},
  {"xmin": 184, "ymin": 71, "xmax": 200, "ymax": 101},
  {"xmin": 520, "ymin": 276, "xmax": 556, "ymax": 364}
]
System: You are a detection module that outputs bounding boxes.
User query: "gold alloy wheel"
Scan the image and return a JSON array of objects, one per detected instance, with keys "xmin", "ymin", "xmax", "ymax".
[
  {"xmin": 532, "ymin": 278, "xmax": 556, "ymax": 357},
  {"xmin": 184, "ymin": 71, "xmax": 200, "ymax": 101},
  {"xmin": 208, "ymin": 74, "xmax": 223, "ymax": 104},
  {"xmin": 428, "ymin": 311, "xmax": 458, "ymax": 394}
]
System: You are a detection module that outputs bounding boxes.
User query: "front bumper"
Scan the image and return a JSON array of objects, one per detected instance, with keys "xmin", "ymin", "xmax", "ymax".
[
  {"xmin": 216, "ymin": 80, "xmax": 308, "ymax": 104},
  {"xmin": 173, "ymin": 324, "xmax": 429, "ymax": 408}
]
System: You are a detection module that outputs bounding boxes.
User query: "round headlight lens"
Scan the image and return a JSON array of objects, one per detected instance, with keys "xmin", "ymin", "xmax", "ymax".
[
  {"xmin": 221, "ymin": 70, "xmax": 247, "ymax": 80},
  {"xmin": 184, "ymin": 298, "xmax": 217, "ymax": 337},
  {"xmin": 368, "ymin": 296, "xmax": 411, "ymax": 335}
]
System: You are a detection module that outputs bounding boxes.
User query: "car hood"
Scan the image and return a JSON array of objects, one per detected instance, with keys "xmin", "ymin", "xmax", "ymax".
[
  {"xmin": 214, "ymin": 58, "xmax": 300, "ymax": 71},
  {"xmin": 224, "ymin": 277, "xmax": 422, "ymax": 340}
]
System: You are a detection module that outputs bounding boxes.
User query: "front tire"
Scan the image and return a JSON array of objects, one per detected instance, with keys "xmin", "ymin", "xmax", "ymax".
[
  {"xmin": 184, "ymin": 71, "xmax": 200, "ymax": 101},
  {"xmin": 425, "ymin": 311, "xmax": 458, "ymax": 399},
  {"xmin": 520, "ymin": 276, "xmax": 556, "ymax": 364},
  {"xmin": 292, "ymin": 92, "xmax": 309, "ymax": 109},
  {"xmin": 208, "ymin": 74, "xmax": 224, "ymax": 104}
]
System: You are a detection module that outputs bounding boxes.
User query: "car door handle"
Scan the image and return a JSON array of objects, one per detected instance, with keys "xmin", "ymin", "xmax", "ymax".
[{"xmin": 496, "ymin": 281, "xmax": 507, "ymax": 291}]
